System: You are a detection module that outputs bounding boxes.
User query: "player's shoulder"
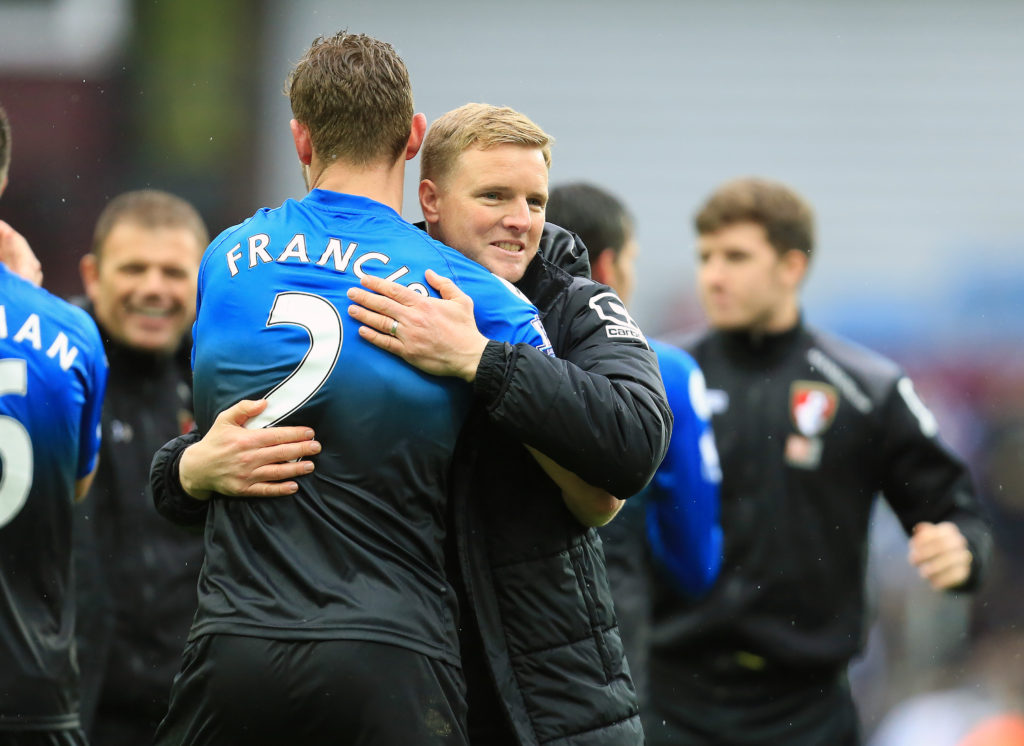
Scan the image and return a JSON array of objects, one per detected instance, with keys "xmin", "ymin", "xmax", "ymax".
[
  {"xmin": 0, "ymin": 267, "xmax": 102, "ymax": 350},
  {"xmin": 805, "ymin": 324, "xmax": 902, "ymax": 385},
  {"xmin": 560, "ymin": 277, "xmax": 650, "ymax": 344},
  {"xmin": 803, "ymin": 324, "xmax": 905, "ymax": 410},
  {"xmin": 205, "ymin": 203, "xmax": 283, "ymax": 254}
]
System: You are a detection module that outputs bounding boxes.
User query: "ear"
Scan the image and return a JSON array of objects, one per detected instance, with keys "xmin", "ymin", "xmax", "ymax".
[
  {"xmin": 591, "ymin": 247, "xmax": 618, "ymax": 287},
  {"xmin": 289, "ymin": 119, "xmax": 313, "ymax": 166},
  {"xmin": 780, "ymin": 248, "xmax": 809, "ymax": 288},
  {"xmin": 405, "ymin": 113, "xmax": 427, "ymax": 161},
  {"xmin": 419, "ymin": 179, "xmax": 441, "ymax": 228},
  {"xmin": 79, "ymin": 253, "xmax": 100, "ymax": 303}
]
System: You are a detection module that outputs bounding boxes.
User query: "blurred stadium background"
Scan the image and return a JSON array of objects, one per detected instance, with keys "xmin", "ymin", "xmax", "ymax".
[{"xmin": 3, "ymin": 0, "xmax": 1022, "ymax": 740}]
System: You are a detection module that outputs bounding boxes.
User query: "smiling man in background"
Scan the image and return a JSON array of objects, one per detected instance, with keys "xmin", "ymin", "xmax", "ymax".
[{"xmin": 73, "ymin": 189, "xmax": 207, "ymax": 746}]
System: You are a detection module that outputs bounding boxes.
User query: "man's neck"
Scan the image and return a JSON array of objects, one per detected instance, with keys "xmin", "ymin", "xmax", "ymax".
[
  {"xmin": 755, "ymin": 298, "xmax": 801, "ymax": 337},
  {"xmin": 307, "ymin": 156, "xmax": 406, "ymax": 213},
  {"xmin": 728, "ymin": 308, "xmax": 801, "ymax": 344}
]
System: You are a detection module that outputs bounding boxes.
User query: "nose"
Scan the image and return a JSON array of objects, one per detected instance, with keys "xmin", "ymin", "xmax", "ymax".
[
  {"xmin": 501, "ymin": 198, "xmax": 531, "ymax": 234},
  {"xmin": 699, "ymin": 254, "xmax": 725, "ymax": 288},
  {"xmin": 138, "ymin": 267, "xmax": 168, "ymax": 297}
]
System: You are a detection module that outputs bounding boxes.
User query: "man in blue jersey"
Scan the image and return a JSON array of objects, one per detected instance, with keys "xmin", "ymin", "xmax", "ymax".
[
  {"xmin": 153, "ymin": 32, "xmax": 551, "ymax": 746},
  {"xmin": 545, "ymin": 181, "xmax": 723, "ymax": 708},
  {"xmin": 158, "ymin": 104, "xmax": 673, "ymax": 745},
  {"xmin": 0, "ymin": 100, "xmax": 109, "ymax": 746}
]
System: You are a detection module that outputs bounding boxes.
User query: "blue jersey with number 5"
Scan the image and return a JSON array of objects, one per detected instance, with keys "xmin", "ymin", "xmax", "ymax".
[
  {"xmin": 0, "ymin": 264, "xmax": 107, "ymax": 727},
  {"xmin": 189, "ymin": 189, "xmax": 550, "ymax": 663}
]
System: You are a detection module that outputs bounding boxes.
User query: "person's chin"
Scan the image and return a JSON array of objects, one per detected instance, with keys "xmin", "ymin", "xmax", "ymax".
[
  {"xmin": 125, "ymin": 327, "xmax": 180, "ymax": 355},
  {"xmin": 708, "ymin": 314, "xmax": 746, "ymax": 331}
]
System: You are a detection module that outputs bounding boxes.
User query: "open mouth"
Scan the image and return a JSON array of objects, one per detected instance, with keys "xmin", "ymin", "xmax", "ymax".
[{"xmin": 492, "ymin": 241, "xmax": 524, "ymax": 253}]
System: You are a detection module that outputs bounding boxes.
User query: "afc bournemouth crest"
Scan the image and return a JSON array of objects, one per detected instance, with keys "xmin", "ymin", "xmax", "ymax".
[
  {"xmin": 790, "ymin": 381, "xmax": 839, "ymax": 436},
  {"xmin": 785, "ymin": 381, "xmax": 839, "ymax": 470}
]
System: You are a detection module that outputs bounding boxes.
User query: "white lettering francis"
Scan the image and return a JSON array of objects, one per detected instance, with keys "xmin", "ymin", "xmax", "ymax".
[{"xmin": 225, "ymin": 233, "xmax": 428, "ymax": 295}]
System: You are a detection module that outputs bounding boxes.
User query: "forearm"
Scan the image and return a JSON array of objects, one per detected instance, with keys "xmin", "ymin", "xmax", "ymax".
[
  {"xmin": 527, "ymin": 446, "xmax": 623, "ymax": 527},
  {"xmin": 944, "ymin": 508, "xmax": 992, "ymax": 591},
  {"xmin": 646, "ymin": 480, "xmax": 723, "ymax": 597},
  {"xmin": 475, "ymin": 341, "xmax": 671, "ymax": 497},
  {"xmin": 151, "ymin": 430, "xmax": 209, "ymax": 530}
]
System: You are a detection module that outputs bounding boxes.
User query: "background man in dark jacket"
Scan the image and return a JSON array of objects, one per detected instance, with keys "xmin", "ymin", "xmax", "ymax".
[
  {"xmin": 152, "ymin": 103, "xmax": 672, "ymax": 746},
  {"xmin": 73, "ymin": 189, "xmax": 207, "ymax": 746},
  {"xmin": 645, "ymin": 176, "xmax": 991, "ymax": 746}
]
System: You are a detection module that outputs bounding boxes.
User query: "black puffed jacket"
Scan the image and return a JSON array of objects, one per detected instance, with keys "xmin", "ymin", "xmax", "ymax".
[
  {"xmin": 451, "ymin": 227, "xmax": 670, "ymax": 745},
  {"xmin": 649, "ymin": 321, "xmax": 991, "ymax": 707},
  {"xmin": 151, "ymin": 225, "xmax": 671, "ymax": 745}
]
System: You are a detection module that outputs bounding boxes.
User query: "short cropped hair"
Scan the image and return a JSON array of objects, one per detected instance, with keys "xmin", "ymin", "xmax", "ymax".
[
  {"xmin": 91, "ymin": 190, "xmax": 209, "ymax": 260},
  {"xmin": 695, "ymin": 177, "xmax": 815, "ymax": 258},
  {"xmin": 546, "ymin": 182, "xmax": 634, "ymax": 266},
  {"xmin": 420, "ymin": 103, "xmax": 553, "ymax": 185},
  {"xmin": 285, "ymin": 31, "xmax": 413, "ymax": 167},
  {"xmin": 0, "ymin": 104, "xmax": 11, "ymax": 186}
]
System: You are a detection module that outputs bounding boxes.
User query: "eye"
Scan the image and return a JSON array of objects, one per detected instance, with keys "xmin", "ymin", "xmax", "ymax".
[
  {"xmin": 528, "ymin": 197, "xmax": 545, "ymax": 210},
  {"xmin": 119, "ymin": 263, "xmax": 147, "ymax": 275},
  {"xmin": 480, "ymin": 191, "xmax": 500, "ymax": 201}
]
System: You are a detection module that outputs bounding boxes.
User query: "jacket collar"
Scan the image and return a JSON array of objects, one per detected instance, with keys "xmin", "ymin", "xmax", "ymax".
[{"xmin": 719, "ymin": 315, "xmax": 805, "ymax": 367}]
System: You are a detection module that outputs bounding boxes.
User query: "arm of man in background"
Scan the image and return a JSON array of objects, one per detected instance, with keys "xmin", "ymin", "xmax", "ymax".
[
  {"xmin": 879, "ymin": 373, "xmax": 992, "ymax": 590},
  {"xmin": 643, "ymin": 340, "xmax": 723, "ymax": 598},
  {"xmin": 0, "ymin": 220, "xmax": 43, "ymax": 286}
]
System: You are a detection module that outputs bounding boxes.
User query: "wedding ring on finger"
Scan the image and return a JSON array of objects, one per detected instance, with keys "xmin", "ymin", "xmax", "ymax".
[{"xmin": 389, "ymin": 319, "xmax": 399, "ymax": 337}]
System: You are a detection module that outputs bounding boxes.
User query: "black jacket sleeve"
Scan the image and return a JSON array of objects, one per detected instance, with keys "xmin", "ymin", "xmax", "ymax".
[
  {"xmin": 877, "ymin": 374, "xmax": 992, "ymax": 590},
  {"xmin": 474, "ymin": 272, "xmax": 672, "ymax": 498},
  {"xmin": 150, "ymin": 430, "xmax": 209, "ymax": 531}
]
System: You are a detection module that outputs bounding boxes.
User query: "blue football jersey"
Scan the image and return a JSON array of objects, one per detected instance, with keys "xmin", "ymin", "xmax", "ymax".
[
  {"xmin": 189, "ymin": 189, "xmax": 550, "ymax": 663},
  {"xmin": 0, "ymin": 264, "xmax": 107, "ymax": 726},
  {"xmin": 644, "ymin": 338, "xmax": 723, "ymax": 598}
]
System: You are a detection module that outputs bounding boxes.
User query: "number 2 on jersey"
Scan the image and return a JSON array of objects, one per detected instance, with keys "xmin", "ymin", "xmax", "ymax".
[
  {"xmin": 0, "ymin": 358, "xmax": 33, "ymax": 528},
  {"xmin": 245, "ymin": 292, "xmax": 343, "ymax": 430}
]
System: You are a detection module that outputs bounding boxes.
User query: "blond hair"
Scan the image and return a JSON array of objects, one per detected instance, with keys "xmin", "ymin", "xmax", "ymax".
[
  {"xmin": 420, "ymin": 103, "xmax": 553, "ymax": 184},
  {"xmin": 285, "ymin": 31, "xmax": 413, "ymax": 166}
]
